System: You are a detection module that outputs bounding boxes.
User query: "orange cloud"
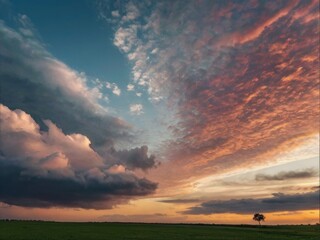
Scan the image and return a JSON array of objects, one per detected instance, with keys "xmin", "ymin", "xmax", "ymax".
[{"xmin": 151, "ymin": 0, "xmax": 319, "ymax": 188}]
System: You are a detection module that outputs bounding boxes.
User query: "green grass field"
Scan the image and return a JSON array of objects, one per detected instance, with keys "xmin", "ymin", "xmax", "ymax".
[{"xmin": 0, "ymin": 221, "xmax": 319, "ymax": 240}]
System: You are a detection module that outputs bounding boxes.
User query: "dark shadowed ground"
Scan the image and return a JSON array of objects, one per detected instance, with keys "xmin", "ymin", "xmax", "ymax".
[{"xmin": 0, "ymin": 221, "xmax": 319, "ymax": 240}]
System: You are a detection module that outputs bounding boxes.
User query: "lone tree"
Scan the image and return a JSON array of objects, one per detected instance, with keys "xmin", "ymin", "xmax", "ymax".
[{"xmin": 253, "ymin": 213, "xmax": 265, "ymax": 226}]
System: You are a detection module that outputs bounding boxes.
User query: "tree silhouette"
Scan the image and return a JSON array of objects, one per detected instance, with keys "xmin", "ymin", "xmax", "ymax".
[{"xmin": 253, "ymin": 213, "xmax": 265, "ymax": 226}]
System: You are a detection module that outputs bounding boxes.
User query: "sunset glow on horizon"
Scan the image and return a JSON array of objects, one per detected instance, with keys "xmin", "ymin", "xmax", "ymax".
[{"xmin": 0, "ymin": 0, "xmax": 319, "ymax": 225}]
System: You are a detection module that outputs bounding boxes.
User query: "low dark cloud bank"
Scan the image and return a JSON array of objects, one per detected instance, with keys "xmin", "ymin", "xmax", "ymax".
[
  {"xmin": 0, "ymin": 162, "xmax": 157, "ymax": 209},
  {"xmin": 158, "ymin": 198, "xmax": 200, "ymax": 204},
  {"xmin": 255, "ymin": 168, "xmax": 318, "ymax": 181},
  {"xmin": 0, "ymin": 104, "xmax": 158, "ymax": 209},
  {"xmin": 183, "ymin": 190, "xmax": 320, "ymax": 215}
]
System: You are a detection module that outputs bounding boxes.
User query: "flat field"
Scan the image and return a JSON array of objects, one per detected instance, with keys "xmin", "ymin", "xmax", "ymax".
[{"xmin": 0, "ymin": 221, "xmax": 319, "ymax": 240}]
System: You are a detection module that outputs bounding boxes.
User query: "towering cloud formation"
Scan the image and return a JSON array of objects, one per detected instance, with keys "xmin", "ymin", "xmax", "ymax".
[
  {"xmin": 0, "ymin": 104, "xmax": 157, "ymax": 208},
  {"xmin": 0, "ymin": 16, "xmax": 158, "ymax": 209},
  {"xmin": 103, "ymin": 0, "xmax": 319, "ymax": 179}
]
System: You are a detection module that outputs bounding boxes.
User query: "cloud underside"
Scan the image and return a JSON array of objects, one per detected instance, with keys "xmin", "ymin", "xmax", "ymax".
[
  {"xmin": 0, "ymin": 104, "xmax": 158, "ymax": 209},
  {"xmin": 106, "ymin": 0, "xmax": 319, "ymax": 179},
  {"xmin": 0, "ymin": 163, "xmax": 156, "ymax": 209},
  {"xmin": 184, "ymin": 190, "xmax": 320, "ymax": 215}
]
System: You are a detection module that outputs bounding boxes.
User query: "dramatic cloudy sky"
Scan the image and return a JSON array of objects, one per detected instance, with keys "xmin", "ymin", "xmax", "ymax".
[{"xmin": 0, "ymin": 0, "xmax": 319, "ymax": 224}]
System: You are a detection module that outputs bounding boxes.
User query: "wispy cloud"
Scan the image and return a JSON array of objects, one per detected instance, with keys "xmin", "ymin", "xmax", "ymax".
[
  {"xmin": 122, "ymin": 2, "xmax": 140, "ymax": 22},
  {"xmin": 158, "ymin": 198, "xmax": 200, "ymax": 204},
  {"xmin": 255, "ymin": 168, "xmax": 318, "ymax": 181},
  {"xmin": 111, "ymin": 10, "xmax": 120, "ymax": 18},
  {"xmin": 102, "ymin": 0, "xmax": 319, "ymax": 182}
]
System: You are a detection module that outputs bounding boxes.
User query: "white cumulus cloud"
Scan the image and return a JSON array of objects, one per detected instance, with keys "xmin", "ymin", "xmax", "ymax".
[
  {"xmin": 106, "ymin": 82, "xmax": 121, "ymax": 96},
  {"xmin": 129, "ymin": 104, "xmax": 144, "ymax": 115},
  {"xmin": 127, "ymin": 84, "xmax": 135, "ymax": 91}
]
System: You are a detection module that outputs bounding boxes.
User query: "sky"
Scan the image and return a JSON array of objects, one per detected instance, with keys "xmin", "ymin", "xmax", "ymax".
[{"xmin": 0, "ymin": 0, "xmax": 319, "ymax": 224}]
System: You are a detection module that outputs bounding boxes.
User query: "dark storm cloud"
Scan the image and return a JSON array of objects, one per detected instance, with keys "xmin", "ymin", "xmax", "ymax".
[
  {"xmin": 0, "ymin": 104, "xmax": 158, "ymax": 209},
  {"xmin": 183, "ymin": 190, "xmax": 320, "ymax": 215},
  {"xmin": 255, "ymin": 168, "xmax": 318, "ymax": 181},
  {"xmin": 0, "ymin": 160, "xmax": 157, "ymax": 209},
  {"xmin": 0, "ymin": 19, "xmax": 132, "ymax": 147},
  {"xmin": 115, "ymin": 146, "xmax": 158, "ymax": 171}
]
